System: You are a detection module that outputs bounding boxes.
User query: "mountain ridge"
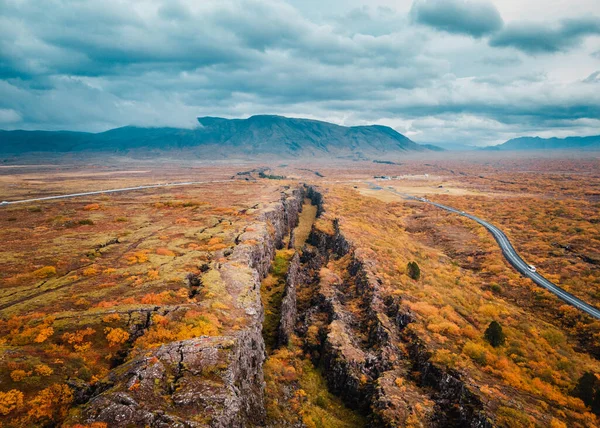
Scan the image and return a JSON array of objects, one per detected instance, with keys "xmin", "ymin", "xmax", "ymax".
[
  {"xmin": 0, "ymin": 115, "xmax": 433, "ymax": 158},
  {"xmin": 490, "ymin": 135, "xmax": 600, "ymax": 151}
]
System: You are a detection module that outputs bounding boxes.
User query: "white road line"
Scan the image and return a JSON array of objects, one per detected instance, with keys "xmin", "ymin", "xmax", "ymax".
[{"xmin": 0, "ymin": 180, "xmax": 233, "ymax": 206}]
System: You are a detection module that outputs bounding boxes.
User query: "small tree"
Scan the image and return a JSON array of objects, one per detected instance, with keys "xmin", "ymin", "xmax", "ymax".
[
  {"xmin": 407, "ymin": 261, "xmax": 421, "ymax": 280},
  {"xmin": 484, "ymin": 321, "xmax": 505, "ymax": 347},
  {"xmin": 573, "ymin": 372, "xmax": 600, "ymax": 414}
]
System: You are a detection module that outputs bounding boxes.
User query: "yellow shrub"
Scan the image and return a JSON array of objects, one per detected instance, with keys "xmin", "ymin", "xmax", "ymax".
[
  {"xmin": 104, "ymin": 327, "xmax": 130, "ymax": 347},
  {"xmin": 26, "ymin": 384, "xmax": 73, "ymax": 424},
  {"xmin": 102, "ymin": 313, "xmax": 121, "ymax": 324},
  {"xmin": 462, "ymin": 341, "xmax": 488, "ymax": 365},
  {"xmin": 33, "ymin": 266, "xmax": 57, "ymax": 278},
  {"xmin": 10, "ymin": 369, "xmax": 29, "ymax": 382},
  {"xmin": 35, "ymin": 364, "xmax": 54, "ymax": 376},
  {"xmin": 427, "ymin": 321, "xmax": 461, "ymax": 335},
  {"xmin": 83, "ymin": 267, "xmax": 97, "ymax": 276},
  {"xmin": 0, "ymin": 389, "xmax": 24, "ymax": 415},
  {"xmin": 35, "ymin": 326, "xmax": 54, "ymax": 343}
]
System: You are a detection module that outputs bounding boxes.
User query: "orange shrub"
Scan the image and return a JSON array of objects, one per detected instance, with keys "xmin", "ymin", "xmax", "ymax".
[
  {"xmin": 156, "ymin": 248, "xmax": 176, "ymax": 257},
  {"xmin": 62, "ymin": 327, "xmax": 95, "ymax": 347},
  {"xmin": 35, "ymin": 364, "xmax": 54, "ymax": 376},
  {"xmin": 83, "ymin": 267, "xmax": 98, "ymax": 276},
  {"xmin": 102, "ymin": 313, "xmax": 121, "ymax": 324},
  {"xmin": 26, "ymin": 384, "xmax": 73, "ymax": 424},
  {"xmin": 34, "ymin": 326, "xmax": 54, "ymax": 343},
  {"xmin": 141, "ymin": 292, "xmax": 166, "ymax": 305},
  {"xmin": 105, "ymin": 327, "xmax": 129, "ymax": 347},
  {"xmin": 126, "ymin": 250, "xmax": 149, "ymax": 264},
  {"xmin": 0, "ymin": 389, "xmax": 24, "ymax": 415},
  {"xmin": 175, "ymin": 218, "xmax": 189, "ymax": 224},
  {"xmin": 96, "ymin": 300, "xmax": 118, "ymax": 308},
  {"xmin": 10, "ymin": 369, "xmax": 29, "ymax": 382},
  {"xmin": 207, "ymin": 237, "xmax": 222, "ymax": 245},
  {"xmin": 83, "ymin": 203, "xmax": 100, "ymax": 211},
  {"xmin": 99, "ymin": 282, "xmax": 117, "ymax": 289}
]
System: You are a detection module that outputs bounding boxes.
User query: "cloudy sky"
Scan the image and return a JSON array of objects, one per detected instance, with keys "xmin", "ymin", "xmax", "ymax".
[{"xmin": 1, "ymin": 0, "xmax": 599, "ymax": 146}]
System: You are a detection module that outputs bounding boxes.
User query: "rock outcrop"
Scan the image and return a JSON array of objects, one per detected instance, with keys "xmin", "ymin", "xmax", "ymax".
[
  {"xmin": 67, "ymin": 187, "xmax": 306, "ymax": 427},
  {"xmin": 297, "ymin": 187, "xmax": 494, "ymax": 427}
]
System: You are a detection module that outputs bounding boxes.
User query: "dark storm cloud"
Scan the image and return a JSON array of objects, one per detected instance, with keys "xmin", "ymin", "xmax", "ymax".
[
  {"xmin": 410, "ymin": 0, "xmax": 503, "ymax": 37},
  {"xmin": 489, "ymin": 17, "xmax": 600, "ymax": 54}
]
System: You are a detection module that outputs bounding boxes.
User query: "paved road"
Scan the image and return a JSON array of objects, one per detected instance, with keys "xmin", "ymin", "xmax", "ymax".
[
  {"xmin": 0, "ymin": 180, "xmax": 232, "ymax": 207},
  {"xmin": 370, "ymin": 183, "xmax": 600, "ymax": 320}
]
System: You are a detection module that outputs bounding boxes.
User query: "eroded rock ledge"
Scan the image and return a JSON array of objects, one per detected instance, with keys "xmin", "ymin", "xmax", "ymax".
[
  {"xmin": 68, "ymin": 186, "xmax": 306, "ymax": 428},
  {"xmin": 297, "ymin": 187, "xmax": 494, "ymax": 428}
]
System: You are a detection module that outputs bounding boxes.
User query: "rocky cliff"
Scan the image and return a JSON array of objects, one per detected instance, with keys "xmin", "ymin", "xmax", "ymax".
[
  {"xmin": 67, "ymin": 187, "xmax": 306, "ymax": 427},
  {"xmin": 294, "ymin": 187, "xmax": 494, "ymax": 427}
]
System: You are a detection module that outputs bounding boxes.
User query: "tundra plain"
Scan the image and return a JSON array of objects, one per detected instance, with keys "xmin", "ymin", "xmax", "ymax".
[{"xmin": 1, "ymin": 153, "xmax": 600, "ymax": 427}]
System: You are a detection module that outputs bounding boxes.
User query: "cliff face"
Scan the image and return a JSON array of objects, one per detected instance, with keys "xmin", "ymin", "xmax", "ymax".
[
  {"xmin": 67, "ymin": 185, "xmax": 493, "ymax": 427},
  {"xmin": 295, "ymin": 187, "xmax": 493, "ymax": 427},
  {"xmin": 68, "ymin": 187, "xmax": 306, "ymax": 427}
]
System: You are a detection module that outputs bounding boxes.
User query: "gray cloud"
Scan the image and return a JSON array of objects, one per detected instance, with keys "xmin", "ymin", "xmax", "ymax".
[
  {"xmin": 1, "ymin": 0, "xmax": 599, "ymax": 146},
  {"xmin": 489, "ymin": 17, "xmax": 600, "ymax": 54},
  {"xmin": 410, "ymin": 0, "xmax": 503, "ymax": 37}
]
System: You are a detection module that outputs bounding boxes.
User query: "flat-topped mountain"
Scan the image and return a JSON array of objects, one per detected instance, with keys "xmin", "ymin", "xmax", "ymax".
[
  {"xmin": 490, "ymin": 135, "xmax": 600, "ymax": 151},
  {"xmin": 0, "ymin": 115, "xmax": 431, "ymax": 158}
]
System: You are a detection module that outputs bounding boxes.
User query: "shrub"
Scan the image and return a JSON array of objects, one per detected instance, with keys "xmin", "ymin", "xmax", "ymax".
[
  {"xmin": 102, "ymin": 313, "xmax": 121, "ymax": 324},
  {"xmin": 10, "ymin": 369, "xmax": 29, "ymax": 382},
  {"xmin": 0, "ymin": 389, "xmax": 24, "ymax": 415},
  {"xmin": 34, "ymin": 326, "xmax": 54, "ymax": 343},
  {"xmin": 156, "ymin": 248, "xmax": 176, "ymax": 257},
  {"xmin": 407, "ymin": 261, "xmax": 421, "ymax": 280},
  {"xmin": 83, "ymin": 203, "xmax": 100, "ymax": 211},
  {"xmin": 26, "ymin": 384, "xmax": 73, "ymax": 424},
  {"xmin": 105, "ymin": 327, "xmax": 130, "ymax": 347},
  {"xmin": 35, "ymin": 364, "xmax": 54, "ymax": 376},
  {"xmin": 484, "ymin": 321, "xmax": 506, "ymax": 347},
  {"xmin": 78, "ymin": 219, "xmax": 94, "ymax": 226},
  {"xmin": 573, "ymin": 372, "xmax": 600, "ymax": 414},
  {"xmin": 33, "ymin": 266, "xmax": 57, "ymax": 278},
  {"xmin": 463, "ymin": 341, "xmax": 488, "ymax": 365},
  {"xmin": 62, "ymin": 327, "xmax": 95, "ymax": 348},
  {"xmin": 83, "ymin": 267, "xmax": 97, "ymax": 276}
]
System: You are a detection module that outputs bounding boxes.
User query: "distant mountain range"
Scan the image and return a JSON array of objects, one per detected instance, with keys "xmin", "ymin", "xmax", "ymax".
[
  {"xmin": 489, "ymin": 135, "xmax": 600, "ymax": 151},
  {"xmin": 0, "ymin": 115, "xmax": 436, "ymax": 158}
]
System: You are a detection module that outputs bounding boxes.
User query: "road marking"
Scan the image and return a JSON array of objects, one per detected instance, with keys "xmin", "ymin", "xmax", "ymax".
[{"xmin": 0, "ymin": 180, "xmax": 233, "ymax": 206}]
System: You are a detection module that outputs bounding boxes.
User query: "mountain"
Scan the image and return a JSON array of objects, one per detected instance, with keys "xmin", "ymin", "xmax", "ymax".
[
  {"xmin": 491, "ymin": 135, "xmax": 600, "ymax": 151},
  {"xmin": 0, "ymin": 115, "xmax": 427, "ymax": 158},
  {"xmin": 417, "ymin": 143, "xmax": 445, "ymax": 151},
  {"xmin": 426, "ymin": 142, "xmax": 479, "ymax": 151}
]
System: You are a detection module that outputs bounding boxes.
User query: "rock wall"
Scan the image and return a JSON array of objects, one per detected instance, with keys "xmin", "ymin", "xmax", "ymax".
[
  {"xmin": 277, "ymin": 252, "xmax": 300, "ymax": 347},
  {"xmin": 297, "ymin": 187, "xmax": 494, "ymax": 428},
  {"xmin": 68, "ymin": 186, "xmax": 306, "ymax": 428}
]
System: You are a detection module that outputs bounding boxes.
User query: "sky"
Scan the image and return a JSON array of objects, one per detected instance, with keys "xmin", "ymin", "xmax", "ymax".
[{"xmin": 1, "ymin": 0, "xmax": 599, "ymax": 146}]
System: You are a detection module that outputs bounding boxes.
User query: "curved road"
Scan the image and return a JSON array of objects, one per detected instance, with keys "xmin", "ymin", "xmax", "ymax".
[
  {"xmin": 370, "ymin": 183, "xmax": 600, "ymax": 320},
  {"xmin": 0, "ymin": 180, "xmax": 232, "ymax": 206}
]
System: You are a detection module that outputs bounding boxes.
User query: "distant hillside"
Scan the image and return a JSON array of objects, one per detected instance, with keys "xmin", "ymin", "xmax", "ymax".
[
  {"xmin": 0, "ymin": 115, "xmax": 428, "ymax": 158},
  {"xmin": 491, "ymin": 135, "xmax": 600, "ymax": 151},
  {"xmin": 427, "ymin": 142, "xmax": 479, "ymax": 151}
]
